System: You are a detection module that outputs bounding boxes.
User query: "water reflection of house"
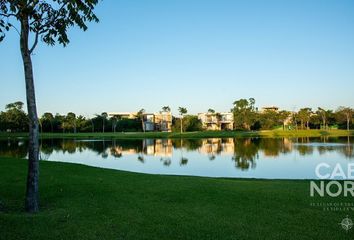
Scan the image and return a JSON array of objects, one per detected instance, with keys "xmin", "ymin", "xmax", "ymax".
[
  {"xmin": 143, "ymin": 139, "xmax": 173, "ymax": 157},
  {"xmin": 197, "ymin": 112, "xmax": 234, "ymax": 130},
  {"xmin": 109, "ymin": 139, "xmax": 173, "ymax": 157},
  {"xmin": 198, "ymin": 138, "xmax": 234, "ymax": 155},
  {"xmin": 154, "ymin": 139, "xmax": 173, "ymax": 157},
  {"xmin": 107, "ymin": 111, "xmax": 172, "ymax": 132},
  {"xmin": 110, "ymin": 146, "xmax": 139, "ymax": 157}
]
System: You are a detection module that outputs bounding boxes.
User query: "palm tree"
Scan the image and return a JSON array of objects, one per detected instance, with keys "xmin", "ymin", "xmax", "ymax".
[
  {"xmin": 317, "ymin": 107, "xmax": 327, "ymax": 130},
  {"xmin": 101, "ymin": 112, "xmax": 108, "ymax": 133},
  {"xmin": 111, "ymin": 115, "xmax": 120, "ymax": 133},
  {"xmin": 87, "ymin": 115, "xmax": 94, "ymax": 133},
  {"xmin": 178, "ymin": 107, "xmax": 188, "ymax": 133},
  {"xmin": 41, "ymin": 112, "xmax": 54, "ymax": 133},
  {"xmin": 215, "ymin": 112, "xmax": 222, "ymax": 130},
  {"xmin": 137, "ymin": 109, "xmax": 146, "ymax": 132},
  {"xmin": 278, "ymin": 110, "xmax": 290, "ymax": 130},
  {"xmin": 66, "ymin": 112, "xmax": 77, "ymax": 133},
  {"xmin": 207, "ymin": 109, "xmax": 215, "ymax": 114},
  {"xmin": 162, "ymin": 106, "xmax": 171, "ymax": 112}
]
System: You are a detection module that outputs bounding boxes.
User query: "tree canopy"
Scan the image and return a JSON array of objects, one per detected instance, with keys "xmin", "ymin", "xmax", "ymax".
[{"xmin": 0, "ymin": 0, "xmax": 99, "ymax": 48}]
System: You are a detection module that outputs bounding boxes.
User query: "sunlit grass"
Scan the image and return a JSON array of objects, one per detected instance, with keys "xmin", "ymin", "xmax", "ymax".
[{"xmin": 0, "ymin": 157, "xmax": 352, "ymax": 240}]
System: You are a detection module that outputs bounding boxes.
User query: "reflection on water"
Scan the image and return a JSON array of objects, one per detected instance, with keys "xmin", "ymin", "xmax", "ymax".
[{"xmin": 0, "ymin": 137, "xmax": 353, "ymax": 179}]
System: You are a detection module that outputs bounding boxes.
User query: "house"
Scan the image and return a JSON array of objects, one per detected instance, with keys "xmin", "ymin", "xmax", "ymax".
[
  {"xmin": 153, "ymin": 112, "xmax": 172, "ymax": 132},
  {"xmin": 198, "ymin": 112, "xmax": 234, "ymax": 130},
  {"xmin": 107, "ymin": 111, "xmax": 172, "ymax": 132}
]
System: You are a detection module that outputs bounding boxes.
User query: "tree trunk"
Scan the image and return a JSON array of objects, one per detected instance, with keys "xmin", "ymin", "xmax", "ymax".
[
  {"xmin": 20, "ymin": 16, "xmax": 40, "ymax": 213},
  {"xmin": 180, "ymin": 117, "xmax": 183, "ymax": 133},
  {"xmin": 141, "ymin": 118, "xmax": 145, "ymax": 132},
  {"xmin": 347, "ymin": 115, "xmax": 350, "ymax": 131}
]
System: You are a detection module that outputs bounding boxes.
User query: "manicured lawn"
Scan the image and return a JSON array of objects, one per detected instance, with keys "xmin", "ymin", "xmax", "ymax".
[
  {"xmin": 1, "ymin": 129, "xmax": 354, "ymax": 140},
  {"xmin": 0, "ymin": 157, "xmax": 352, "ymax": 239}
]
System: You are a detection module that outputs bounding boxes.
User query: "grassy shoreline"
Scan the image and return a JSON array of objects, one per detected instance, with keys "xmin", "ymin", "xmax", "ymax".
[
  {"xmin": 0, "ymin": 157, "xmax": 352, "ymax": 239},
  {"xmin": 1, "ymin": 129, "xmax": 354, "ymax": 139}
]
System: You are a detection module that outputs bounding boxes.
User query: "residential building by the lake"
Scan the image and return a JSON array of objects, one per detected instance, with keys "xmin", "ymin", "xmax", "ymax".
[
  {"xmin": 108, "ymin": 111, "xmax": 172, "ymax": 132},
  {"xmin": 198, "ymin": 112, "xmax": 234, "ymax": 131}
]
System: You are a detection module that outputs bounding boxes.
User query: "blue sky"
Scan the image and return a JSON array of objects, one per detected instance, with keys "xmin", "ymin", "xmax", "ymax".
[{"xmin": 1, "ymin": 0, "xmax": 354, "ymax": 116}]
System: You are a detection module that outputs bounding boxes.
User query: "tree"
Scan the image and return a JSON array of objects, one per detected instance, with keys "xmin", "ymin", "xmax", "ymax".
[
  {"xmin": 0, "ymin": 0, "xmax": 99, "ymax": 213},
  {"xmin": 53, "ymin": 113, "xmax": 65, "ymax": 133},
  {"xmin": 184, "ymin": 115, "xmax": 202, "ymax": 132},
  {"xmin": 178, "ymin": 107, "xmax": 187, "ymax": 133},
  {"xmin": 0, "ymin": 101, "xmax": 28, "ymax": 132},
  {"xmin": 65, "ymin": 112, "xmax": 77, "ymax": 133},
  {"xmin": 231, "ymin": 98, "xmax": 256, "ymax": 130},
  {"xmin": 207, "ymin": 108, "xmax": 215, "ymax": 114},
  {"xmin": 6, "ymin": 101, "xmax": 24, "ymax": 110},
  {"xmin": 111, "ymin": 115, "xmax": 118, "ymax": 133},
  {"xmin": 258, "ymin": 110, "xmax": 278, "ymax": 130},
  {"xmin": 336, "ymin": 107, "xmax": 353, "ymax": 131},
  {"xmin": 101, "ymin": 112, "xmax": 108, "ymax": 133},
  {"xmin": 297, "ymin": 108, "xmax": 312, "ymax": 130},
  {"xmin": 162, "ymin": 106, "xmax": 171, "ymax": 112},
  {"xmin": 215, "ymin": 112, "xmax": 222, "ymax": 130},
  {"xmin": 86, "ymin": 115, "xmax": 95, "ymax": 132},
  {"xmin": 278, "ymin": 110, "xmax": 290, "ymax": 130},
  {"xmin": 40, "ymin": 112, "xmax": 54, "ymax": 132},
  {"xmin": 316, "ymin": 107, "xmax": 328, "ymax": 130},
  {"xmin": 137, "ymin": 109, "xmax": 146, "ymax": 132}
]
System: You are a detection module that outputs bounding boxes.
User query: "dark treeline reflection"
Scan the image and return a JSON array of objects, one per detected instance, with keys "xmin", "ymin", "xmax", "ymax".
[{"xmin": 0, "ymin": 137, "xmax": 353, "ymax": 170}]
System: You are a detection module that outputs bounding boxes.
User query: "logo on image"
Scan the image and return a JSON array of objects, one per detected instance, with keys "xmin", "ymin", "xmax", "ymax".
[{"xmin": 339, "ymin": 216, "xmax": 353, "ymax": 232}]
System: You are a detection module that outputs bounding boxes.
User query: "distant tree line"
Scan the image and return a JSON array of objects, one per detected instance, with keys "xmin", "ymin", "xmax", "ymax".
[
  {"xmin": 231, "ymin": 98, "xmax": 353, "ymax": 131},
  {"xmin": 0, "ymin": 100, "xmax": 353, "ymax": 133}
]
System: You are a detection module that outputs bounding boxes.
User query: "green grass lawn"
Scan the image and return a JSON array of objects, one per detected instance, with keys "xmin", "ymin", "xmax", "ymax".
[
  {"xmin": 1, "ymin": 129, "xmax": 354, "ymax": 139},
  {"xmin": 0, "ymin": 157, "xmax": 352, "ymax": 239}
]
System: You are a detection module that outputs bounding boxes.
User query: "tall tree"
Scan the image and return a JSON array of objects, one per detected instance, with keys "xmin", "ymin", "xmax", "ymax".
[
  {"xmin": 316, "ymin": 107, "xmax": 328, "ymax": 130},
  {"xmin": 178, "ymin": 107, "xmax": 187, "ymax": 133},
  {"xmin": 111, "ymin": 115, "xmax": 118, "ymax": 133},
  {"xmin": 297, "ymin": 108, "xmax": 312, "ymax": 130},
  {"xmin": 215, "ymin": 112, "xmax": 222, "ymax": 130},
  {"xmin": 278, "ymin": 110, "xmax": 291, "ymax": 130},
  {"xmin": 0, "ymin": 0, "xmax": 99, "ymax": 212},
  {"xmin": 101, "ymin": 112, "xmax": 108, "ymax": 133},
  {"xmin": 137, "ymin": 109, "xmax": 146, "ymax": 132},
  {"xmin": 231, "ymin": 98, "xmax": 256, "ymax": 130},
  {"xmin": 1, "ymin": 101, "xmax": 28, "ymax": 132},
  {"xmin": 40, "ymin": 112, "xmax": 54, "ymax": 132},
  {"xmin": 336, "ymin": 107, "xmax": 353, "ymax": 131},
  {"xmin": 66, "ymin": 112, "xmax": 77, "ymax": 133}
]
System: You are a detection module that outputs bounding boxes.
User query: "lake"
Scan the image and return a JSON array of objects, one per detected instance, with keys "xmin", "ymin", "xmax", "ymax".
[{"xmin": 0, "ymin": 137, "xmax": 353, "ymax": 179}]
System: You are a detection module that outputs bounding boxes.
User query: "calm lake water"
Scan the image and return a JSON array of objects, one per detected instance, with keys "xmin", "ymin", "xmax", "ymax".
[{"xmin": 1, "ymin": 137, "xmax": 353, "ymax": 179}]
